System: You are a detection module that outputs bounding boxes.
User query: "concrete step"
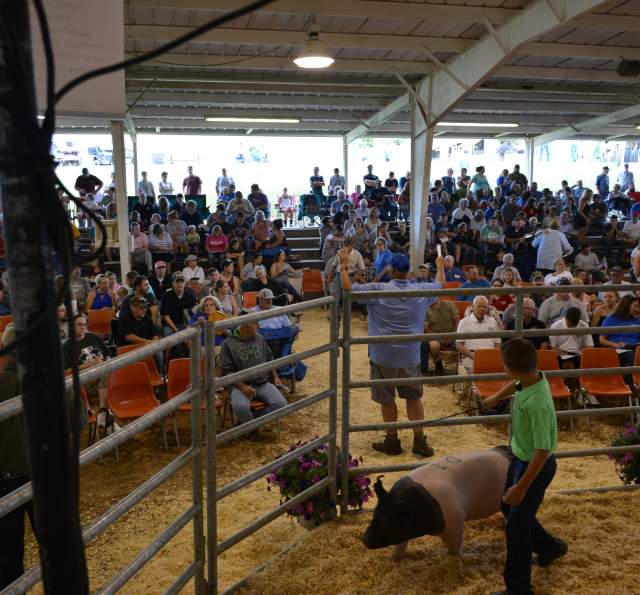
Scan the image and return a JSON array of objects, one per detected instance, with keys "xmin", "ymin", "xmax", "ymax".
[
  {"xmin": 297, "ymin": 259, "xmax": 324, "ymax": 270},
  {"xmin": 284, "ymin": 226, "xmax": 320, "ymax": 238},
  {"xmin": 287, "ymin": 236, "xmax": 321, "ymax": 249},
  {"xmin": 290, "ymin": 246, "xmax": 321, "ymax": 258}
]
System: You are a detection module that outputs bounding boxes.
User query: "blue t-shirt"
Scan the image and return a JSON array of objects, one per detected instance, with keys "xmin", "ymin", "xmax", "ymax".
[
  {"xmin": 352, "ymin": 279, "xmax": 440, "ymax": 367},
  {"xmin": 91, "ymin": 291, "xmax": 113, "ymax": 310},
  {"xmin": 631, "ymin": 203, "xmax": 640, "ymax": 217},
  {"xmin": 374, "ymin": 249, "xmax": 394, "ymax": 281},
  {"xmin": 601, "ymin": 314, "xmax": 640, "ymax": 345},
  {"xmin": 457, "ymin": 279, "xmax": 491, "ymax": 301},
  {"xmin": 428, "ymin": 203, "xmax": 447, "ymax": 220},
  {"xmin": 445, "ymin": 267, "xmax": 465, "ymax": 283}
]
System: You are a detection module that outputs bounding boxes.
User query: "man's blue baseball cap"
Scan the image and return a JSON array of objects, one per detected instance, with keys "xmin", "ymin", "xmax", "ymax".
[{"xmin": 390, "ymin": 253, "xmax": 410, "ymax": 272}]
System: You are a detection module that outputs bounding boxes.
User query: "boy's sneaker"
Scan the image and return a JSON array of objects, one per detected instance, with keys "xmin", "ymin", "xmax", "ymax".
[
  {"xmin": 536, "ymin": 537, "xmax": 568, "ymax": 567},
  {"xmin": 434, "ymin": 360, "xmax": 445, "ymax": 376},
  {"xmin": 372, "ymin": 435, "xmax": 402, "ymax": 455},
  {"xmin": 412, "ymin": 435, "xmax": 434, "ymax": 457}
]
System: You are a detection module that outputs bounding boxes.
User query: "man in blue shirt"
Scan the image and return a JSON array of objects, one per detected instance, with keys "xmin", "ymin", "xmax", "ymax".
[
  {"xmin": 443, "ymin": 255, "xmax": 464, "ymax": 282},
  {"xmin": 457, "ymin": 265, "xmax": 491, "ymax": 301},
  {"xmin": 339, "ymin": 250, "xmax": 445, "ymax": 457},
  {"xmin": 596, "ymin": 166, "xmax": 609, "ymax": 196},
  {"xmin": 442, "ymin": 168, "xmax": 456, "ymax": 195}
]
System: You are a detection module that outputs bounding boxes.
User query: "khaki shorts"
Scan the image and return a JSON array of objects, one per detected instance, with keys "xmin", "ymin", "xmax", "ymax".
[{"xmin": 370, "ymin": 362, "xmax": 422, "ymax": 405}]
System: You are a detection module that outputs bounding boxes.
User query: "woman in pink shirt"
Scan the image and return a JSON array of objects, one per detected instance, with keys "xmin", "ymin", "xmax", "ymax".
[
  {"xmin": 251, "ymin": 210, "xmax": 272, "ymax": 251},
  {"xmin": 206, "ymin": 225, "xmax": 229, "ymax": 268}
]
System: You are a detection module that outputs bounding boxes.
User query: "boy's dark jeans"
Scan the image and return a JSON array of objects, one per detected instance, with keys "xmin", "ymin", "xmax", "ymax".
[{"xmin": 501, "ymin": 455, "xmax": 559, "ymax": 595}]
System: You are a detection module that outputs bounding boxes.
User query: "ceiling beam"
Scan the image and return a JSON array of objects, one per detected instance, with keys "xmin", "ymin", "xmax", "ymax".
[
  {"xmin": 346, "ymin": 0, "xmax": 610, "ymax": 142},
  {"xmin": 478, "ymin": 81, "xmax": 640, "ymax": 96},
  {"xmin": 576, "ymin": 14, "xmax": 640, "ymax": 33},
  {"xmin": 130, "ymin": 53, "xmax": 435, "ymax": 75},
  {"xmin": 453, "ymin": 99, "xmax": 628, "ymax": 114},
  {"xmin": 127, "ymin": 0, "xmax": 518, "ymax": 23},
  {"xmin": 126, "ymin": 25, "xmax": 471, "ymax": 53},
  {"xmin": 127, "ymin": 91, "xmax": 390, "ymax": 109},
  {"xmin": 497, "ymin": 65, "xmax": 625, "ymax": 82},
  {"xmin": 533, "ymin": 103, "xmax": 640, "ymax": 146},
  {"xmin": 126, "ymin": 25, "xmax": 640, "ymax": 62}
]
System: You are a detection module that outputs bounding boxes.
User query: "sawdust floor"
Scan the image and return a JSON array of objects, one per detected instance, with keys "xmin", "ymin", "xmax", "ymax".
[{"xmin": 23, "ymin": 309, "xmax": 636, "ymax": 594}]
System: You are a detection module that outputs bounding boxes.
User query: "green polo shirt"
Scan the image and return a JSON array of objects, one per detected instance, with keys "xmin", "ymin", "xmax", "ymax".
[{"xmin": 511, "ymin": 372, "xmax": 557, "ymax": 462}]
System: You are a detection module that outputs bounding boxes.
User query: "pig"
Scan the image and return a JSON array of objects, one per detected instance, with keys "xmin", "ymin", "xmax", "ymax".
[{"xmin": 362, "ymin": 447, "xmax": 511, "ymax": 559}]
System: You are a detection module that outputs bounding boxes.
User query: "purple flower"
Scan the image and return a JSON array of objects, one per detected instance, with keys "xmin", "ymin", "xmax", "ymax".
[
  {"xmin": 279, "ymin": 480, "xmax": 288, "ymax": 489},
  {"xmin": 622, "ymin": 452, "xmax": 634, "ymax": 464},
  {"xmin": 623, "ymin": 427, "xmax": 637, "ymax": 439},
  {"xmin": 312, "ymin": 475, "xmax": 321, "ymax": 484},
  {"xmin": 300, "ymin": 461, "xmax": 313, "ymax": 470},
  {"xmin": 267, "ymin": 473, "xmax": 277, "ymax": 483},
  {"xmin": 306, "ymin": 502, "xmax": 314, "ymax": 513}
]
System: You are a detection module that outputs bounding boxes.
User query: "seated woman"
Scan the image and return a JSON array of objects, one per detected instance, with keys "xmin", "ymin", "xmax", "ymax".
[
  {"xmin": 225, "ymin": 232, "xmax": 246, "ymax": 272},
  {"xmin": 276, "ymin": 188, "xmax": 296, "ymax": 226},
  {"xmin": 354, "ymin": 198, "xmax": 370, "ymax": 222},
  {"xmin": 189, "ymin": 295, "xmax": 228, "ymax": 347},
  {"xmin": 571, "ymin": 278, "xmax": 592, "ymax": 316},
  {"xmin": 365, "ymin": 207, "xmax": 381, "ymax": 234},
  {"xmin": 182, "ymin": 254, "xmax": 205, "ymax": 284},
  {"xmin": 206, "ymin": 224, "xmax": 229, "ymax": 269},
  {"xmin": 166, "ymin": 210, "xmax": 188, "ymax": 256},
  {"xmin": 263, "ymin": 219, "xmax": 289, "ymax": 256},
  {"xmin": 544, "ymin": 258, "xmax": 573, "ymax": 286},
  {"xmin": 86, "ymin": 274, "xmax": 116, "ymax": 311},
  {"xmin": 591, "ymin": 290, "xmax": 618, "ymax": 328},
  {"xmin": 241, "ymin": 252, "xmax": 263, "ymax": 283},
  {"xmin": 600, "ymin": 294, "xmax": 640, "ymax": 368},
  {"xmin": 148, "ymin": 223, "xmax": 174, "ymax": 264},
  {"xmin": 213, "ymin": 280, "xmax": 240, "ymax": 317},
  {"xmin": 490, "ymin": 278, "xmax": 513, "ymax": 312},
  {"xmin": 269, "ymin": 249, "xmax": 308, "ymax": 302},
  {"xmin": 218, "ymin": 258, "xmax": 241, "ymax": 295},
  {"xmin": 251, "ymin": 210, "xmax": 272, "ymax": 252},
  {"xmin": 374, "ymin": 237, "xmax": 393, "ymax": 282},
  {"xmin": 319, "ymin": 216, "xmax": 334, "ymax": 255},
  {"xmin": 157, "ymin": 195, "xmax": 171, "ymax": 224},
  {"xmin": 347, "ymin": 218, "xmax": 371, "ymax": 257}
]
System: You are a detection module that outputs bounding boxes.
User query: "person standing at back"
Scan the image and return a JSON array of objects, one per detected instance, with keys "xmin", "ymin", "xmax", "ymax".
[
  {"xmin": 338, "ymin": 250, "xmax": 445, "ymax": 457},
  {"xmin": 183, "ymin": 165, "xmax": 202, "ymax": 196}
]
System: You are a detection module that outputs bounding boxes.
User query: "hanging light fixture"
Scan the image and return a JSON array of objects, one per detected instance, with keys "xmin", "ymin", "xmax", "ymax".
[{"xmin": 294, "ymin": 31, "xmax": 334, "ymax": 69}]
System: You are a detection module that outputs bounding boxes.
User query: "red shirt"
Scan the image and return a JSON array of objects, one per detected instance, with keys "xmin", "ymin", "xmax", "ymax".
[
  {"xmin": 491, "ymin": 294, "xmax": 514, "ymax": 312},
  {"xmin": 183, "ymin": 175, "xmax": 202, "ymax": 195},
  {"xmin": 629, "ymin": 191, "xmax": 640, "ymax": 203},
  {"xmin": 206, "ymin": 234, "xmax": 228, "ymax": 254}
]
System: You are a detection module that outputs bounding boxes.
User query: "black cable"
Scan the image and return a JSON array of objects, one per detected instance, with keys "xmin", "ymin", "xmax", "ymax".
[{"xmin": 55, "ymin": 0, "xmax": 277, "ymax": 105}]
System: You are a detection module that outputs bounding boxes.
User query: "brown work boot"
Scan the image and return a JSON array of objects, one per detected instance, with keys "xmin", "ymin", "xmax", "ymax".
[
  {"xmin": 412, "ymin": 435, "xmax": 434, "ymax": 457},
  {"xmin": 372, "ymin": 434, "xmax": 402, "ymax": 455}
]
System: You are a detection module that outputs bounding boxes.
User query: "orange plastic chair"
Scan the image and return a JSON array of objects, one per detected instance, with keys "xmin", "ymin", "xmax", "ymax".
[
  {"xmin": 107, "ymin": 362, "xmax": 165, "ymax": 448},
  {"xmin": 87, "ymin": 309, "xmax": 114, "ymax": 337},
  {"xmin": 79, "ymin": 385, "xmax": 98, "ymax": 446},
  {"xmin": 472, "ymin": 348, "xmax": 511, "ymax": 404},
  {"xmin": 242, "ymin": 291, "xmax": 258, "ymax": 309},
  {"xmin": 580, "ymin": 348, "xmax": 634, "ymax": 428},
  {"xmin": 444, "ymin": 281, "xmax": 462, "ymax": 289},
  {"xmin": 536, "ymin": 349, "xmax": 573, "ymax": 428},
  {"xmin": 116, "ymin": 344, "xmax": 164, "ymax": 388},
  {"xmin": 633, "ymin": 347, "xmax": 640, "ymax": 389},
  {"xmin": 302, "ymin": 269, "xmax": 325, "ymax": 297},
  {"xmin": 0, "ymin": 315, "xmax": 13, "ymax": 333},
  {"xmin": 453, "ymin": 301, "xmax": 469, "ymax": 319}
]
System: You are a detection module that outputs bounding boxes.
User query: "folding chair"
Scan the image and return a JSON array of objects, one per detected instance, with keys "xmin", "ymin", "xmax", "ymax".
[
  {"xmin": 116, "ymin": 343, "xmax": 165, "ymax": 389},
  {"xmin": 167, "ymin": 357, "xmax": 225, "ymax": 446},
  {"xmin": 0, "ymin": 315, "xmax": 13, "ymax": 333},
  {"xmin": 298, "ymin": 194, "xmax": 320, "ymax": 226},
  {"xmin": 580, "ymin": 347, "xmax": 635, "ymax": 429},
  {"xmin": 302, "ymin": 269, "xmax": 325, "ymax": 300},
  {"xmin": 536, "ymin": 349, "xmax": 574, "ymax": 429},
  {"xmin": 472, "ymin": 349, "xmax": 511, "ymax": 415},
  {"xmin": 453, "ymin": 301, "xmax": 470, "ymax": 319},
  {"xmin": 444, "ymin": 281, "xmax": 462, "ymax": 289},
  {"xmin": 87, "ymin": 309, "xmax": 114, "ymax": 338},
  {"xmin": 242, "ymin": 291, "xmax": 258, "ymax": 309},
  {"xmin": 80, "ymin": 385, "xmax": 98, "ymax": 447},
  {"xmin": 107, "ymin": 362, "xmax": 164, "ymax": 454}
]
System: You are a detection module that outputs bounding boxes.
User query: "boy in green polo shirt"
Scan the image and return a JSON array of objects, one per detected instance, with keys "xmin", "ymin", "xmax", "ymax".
[{"xmin": 484, "ymin": 338, "xmax": 567, "ymax": 595}]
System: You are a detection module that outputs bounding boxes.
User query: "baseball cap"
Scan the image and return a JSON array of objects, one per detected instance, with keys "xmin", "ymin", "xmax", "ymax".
[
  {"xmin": 186, "ymin": 254, "xmax": 197, "ymax": 262},
  {"xmin": 418, "ymin": 263, "xmax": 429, "ymax": 270},
  {"xmin": 556, "ymin": 277, "xmax": 571, "ymax": 286},
  {"xmin": 390, "ymin": 253, "xmax": 410, "ymax": 273},
  {"xmin": 173, "ymin": 273, "xmax": 185, "ymax": 282},
  {"xmin": 257, "ymin": 288, "xmax": 275, "ymax": 300},
  {"xmin": 530, "ymin": 271, "xmax": 543, "ymax": 281},
  {"xmin": 611, "ymin": 265, "xmax": 623, "ymax": 272}
]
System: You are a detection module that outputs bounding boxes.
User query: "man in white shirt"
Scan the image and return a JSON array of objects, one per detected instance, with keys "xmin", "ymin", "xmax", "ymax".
[
  {"xmin": 456, "ymin": 296, "xmax": 501, "ymax": 373},
  {"xmin": 597, "ymin": 266, "xmax": 635, "ymax": 300},
  {"xmin": 623, "ymin": 211, "xmax": 640, "ymax": 245},
  {"xmin": 326, "ymin": 237, "xmax": 365, "ymax": 304},
  {"xmin": 215, "ymin": 168, "xmax": 235, "ymax": 196},
  {"xmin": 252, "ymin": 288, "xmax": 299, "ymax": 339},
  {"xmin": 618, "ymin": 163, "xmax": 635, "ymax": 193},
  {"xmin": 328, "ymin": 168, "xmax": 346, "ymax": 196},
  {"xmin": 549, "ymin": 306, "xmax": 593, "ymax": 389}
]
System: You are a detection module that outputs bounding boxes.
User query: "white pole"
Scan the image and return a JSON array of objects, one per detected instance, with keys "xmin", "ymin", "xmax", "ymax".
[
  {"xmin": 526, "ymin": 137, "xmax": 535, "ymax": 185},
  {"xmin": 111, "ymin": 121, "xmax": 131, "ymax": 280},
  {"xmin": 342, "ymin": 135, "xmax": 349, "ymax": 193}
]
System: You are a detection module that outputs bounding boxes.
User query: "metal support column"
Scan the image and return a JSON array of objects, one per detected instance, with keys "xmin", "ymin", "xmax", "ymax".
[
  {"xmin": 111, "ymin": 121, "xmax": 131, "ymax": 279},
  {"xmin": 327, "ymin": 296, "xmax": 339, "ymax": 516},
  {"xmin": 340, "ymin": 291, "xmax": 352, "ymax": 514},
  {"xmin": 342, "ymin": 136, "xmax": 349, "ymax": 192},
  {"xmin": 409, "ymin": 92, "xmax": 434, "ymax": 271},
  {"xmin": 0, "ymin": 2, "xmax": 89, "ymax": 591},
  {"xmin": 125, "ymin": 115, "xmax": 138, "ymax": 192},
  {"xmin": 204, "ymin": 322, "xmax": 218, "ymax": 594},
  {"xmin": 526, "ymin": 137, "xmax": 535, "ymax": 184},
  {"xmin": 189, "ymin": 334, "xmax": 205, "ymax": 594}
]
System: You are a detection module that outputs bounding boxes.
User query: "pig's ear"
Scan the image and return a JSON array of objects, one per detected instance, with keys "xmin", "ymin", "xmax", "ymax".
[{"xmin": 374, "ymin": 476, "xmax": 388, "ymax": 501}]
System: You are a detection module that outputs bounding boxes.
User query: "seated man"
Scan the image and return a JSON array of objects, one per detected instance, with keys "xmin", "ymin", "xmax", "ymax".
[
  {"xmin": 478, "ymin": 217, "xmax": 506, "ymax": 264},
  {"xmin": 456, "ymin": 296, "xmax": 501, "ymax": 373},
  {"xmin": 220, "ymin": 311, "xmax": 288, "ymax": 427},
  {"xmin": 242, "ymin": 265, "xmax": 292, "ymax": 306},
  {"xmin": 537, "ymin": 278, "xmax": 588, "ymax": 326},
  {"xmin": 421, "ymin": 298, "xmax": 459, "ymax": 375},
  {"xmin": 251, "ymin": 288, "xmax": 299, "ymax": 340},
  {"xmin": 549, "ymin": 306, "xmax": 593, "ymax": 390},
  {"xmin": 160, "ymin": 273, "xmax": 197, "ymax": 357},
  {"xmin": 491, "ymin": 253, "xmax": 522, "ymax": 282},
  {"xmin": 457, "ymin": 265, "xmax": 491, "ymax": 302},
  {"xmin": 504, "ymin": 298, "xmax": 550, "ymax": 350},
  {"xmin": 443, "ymin": 255, "xmax": 464, "ymax": 283},
  {"xmin": 116, "ymin": 295, "xmax": 163, "ymax": 372}
]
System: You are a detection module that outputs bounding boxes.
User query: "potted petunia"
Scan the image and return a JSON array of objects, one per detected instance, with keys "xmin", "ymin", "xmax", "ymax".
[
  {"xmin": 267, "ymin": 440, "xmax": 372, "ymax": 529},
  {"xmin": 609, "ymin": 423, "xmax": 640, "ymax": 485}
]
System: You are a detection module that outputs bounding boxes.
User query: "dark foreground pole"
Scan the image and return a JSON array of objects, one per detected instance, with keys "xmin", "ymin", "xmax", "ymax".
[{"xmin": 0, "ymin": 2, "xmax": 88, "ymax": 592}]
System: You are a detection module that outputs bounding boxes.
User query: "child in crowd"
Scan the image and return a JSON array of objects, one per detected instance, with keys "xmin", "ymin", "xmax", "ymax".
[
  {"xmin": 187, "ymin": 225, "xmax": 200, "ymax": 255},
  {"xmin": 484, "ymin": 338, "xmax": 567, "ymax": 595}
]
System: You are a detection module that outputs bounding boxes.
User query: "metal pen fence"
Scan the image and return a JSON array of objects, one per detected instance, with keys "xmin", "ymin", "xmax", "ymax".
[
  {"xmin": 340, "ymin": 282, "xmax": 640, "ymax": 510},
  {"xmin": 0, "ymin": 328, "xmax": 205, "ymax": 595}
]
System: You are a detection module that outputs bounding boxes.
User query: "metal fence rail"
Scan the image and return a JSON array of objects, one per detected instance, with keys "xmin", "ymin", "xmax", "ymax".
[
  {"xmin": 206, "ymin": 296, "xmax": 340, "ymax": 595},
  {"xmin": 340, "ymin": 282, "xmax": 640, "ymax": 510}
]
